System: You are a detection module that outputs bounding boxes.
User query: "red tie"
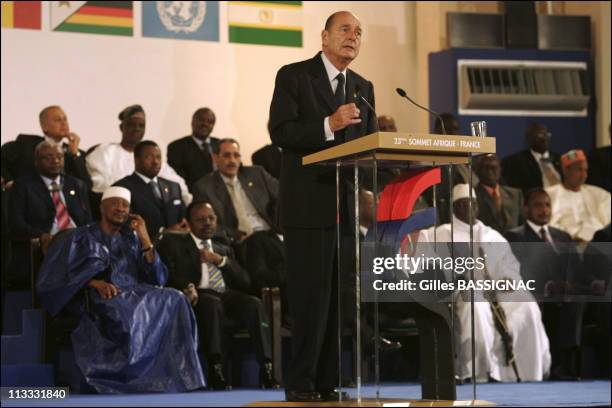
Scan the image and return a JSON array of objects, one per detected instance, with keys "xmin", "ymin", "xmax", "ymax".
[{"xmin": 51, "ymin": 182, "xmax": 71, "ymax": 230}]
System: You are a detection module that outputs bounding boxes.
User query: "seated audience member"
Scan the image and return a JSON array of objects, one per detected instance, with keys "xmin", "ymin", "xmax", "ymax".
[
  {"xmin": 341, "ymin": 189, "xmax": 401, "ymax": 354},
  {"xmin": 546, "ymin": 149, "xmax": 611, "ymax": 242},
  {"xmin": 193, "ymin": 138, "xmax": 285, "ymax": 296},
  {"xmin": 192, "ymin": 138, "xmax": 279, "ymax": 245},
  {"xmin": 252, "ymin": 143, "xmax": 282, "ymax": 180},
  {"xmin": 377, "ymin": 115, "xmax": 397, "ymax": 132},
  {"xmin": 474, "ymin": 154, "xmax": 522, "ymax": 234},
  {"xmin": 167, "ymin": 108, "xmax": 219, "ymax": 192},
  {"xmin": 502, "ymin": 123, "xmax": 562, "ymax": 194},
  {"xmin": 419, "ymin": 184, "xmax": 551, "ymax": 382},
  {"xmin": 114, "ymin": 140, "xmax": 188, "ymax": 240},
  {"xmin": 195, "ymin": 137, "xmax": 287, "ymax": 283},
  {"xmin": 36, "ymin": 187, "xmax": 205, "ymax": 393},
  {"xmin": 1, "ymin": 105, "xmax": 90, "ymax": 187},
  {"xmin": 157, "ymin": 201, "xmax": 280, "ymax": 390},
  {"xmin": 86, "ymin": 104, "xmax": 191, "ymax": 205},
  {"xmin": 505, "ymin": 189, "xmax": 584, "ymax": 380},
  {"xmin": 587, "ymin": 124, "xmax": 611, "ymax": 192},
  {"xmin": 8, "ymin": 141, "xmax": 91, "ymax": 286}
]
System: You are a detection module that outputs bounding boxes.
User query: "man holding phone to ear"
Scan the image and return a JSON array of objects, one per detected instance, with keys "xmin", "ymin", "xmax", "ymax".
[{"xmin": 36, "ymin": 186, "xmax": 205, "ymax": 393}]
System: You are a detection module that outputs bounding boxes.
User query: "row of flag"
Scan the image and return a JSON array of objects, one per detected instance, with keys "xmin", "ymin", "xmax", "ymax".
[{"xmin": 1, "ymin": 1, "xmax": 303, "ymax": 47}]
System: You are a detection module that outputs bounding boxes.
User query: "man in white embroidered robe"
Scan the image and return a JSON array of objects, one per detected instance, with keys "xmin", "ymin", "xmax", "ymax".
[{"xmin": 418, "ymin": 184, "xmax": 551, "ymax": 382}]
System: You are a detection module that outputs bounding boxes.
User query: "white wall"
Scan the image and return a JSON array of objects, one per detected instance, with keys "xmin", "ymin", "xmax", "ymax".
[{"xmin": 1, "ymin": 1, "xmax": 417, "ymax": 164}]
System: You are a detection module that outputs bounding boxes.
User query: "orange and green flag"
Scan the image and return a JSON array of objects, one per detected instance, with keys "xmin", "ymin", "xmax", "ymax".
[
  {"xmin": 228, "ymin": 1, "xmax": 302, "ymax": 47},
  {"xmin": 51, "ymin": 1, "xmax": 133, "ymax": 36},
  {"xmin": 1, "ymin": 1, "xmax": 41, "ymax": 30}
]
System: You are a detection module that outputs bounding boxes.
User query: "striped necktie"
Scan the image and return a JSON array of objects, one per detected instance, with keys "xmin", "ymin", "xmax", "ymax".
[
  {"xmin": 202, "ymin": 240, "xmax": 226, "ymax": 293},
  {"xmin": 50, "ymin": 182, "xmax": 72, "ymax": 231}
]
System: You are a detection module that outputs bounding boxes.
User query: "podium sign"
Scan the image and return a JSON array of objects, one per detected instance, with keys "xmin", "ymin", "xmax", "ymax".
[{"xmin": 303, "ymin": 132, "xmax": 495, "ymax": 165}]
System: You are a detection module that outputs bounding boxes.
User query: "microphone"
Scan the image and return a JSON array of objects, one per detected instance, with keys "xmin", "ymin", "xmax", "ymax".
[
  {"xmin": 395, "ymin": 87, "xmax": 446, "ymax": 135},
  {"xmin": 353, "ymin": 86, "xmax": 379, "ymax": 130}
]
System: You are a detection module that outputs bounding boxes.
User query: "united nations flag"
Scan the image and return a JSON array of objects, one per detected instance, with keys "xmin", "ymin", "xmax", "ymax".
[{"xmin": 142, "ymin": 1, "xmax": 219, "ymax": 41}]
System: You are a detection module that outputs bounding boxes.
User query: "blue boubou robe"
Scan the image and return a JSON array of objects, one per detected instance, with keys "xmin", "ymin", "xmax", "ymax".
[{"xmin": 37, "ymin": 223, "xmax": 205, "ymax": 393}]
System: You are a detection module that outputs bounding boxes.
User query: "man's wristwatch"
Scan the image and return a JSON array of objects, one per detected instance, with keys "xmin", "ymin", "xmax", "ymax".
[
  {"xmin": 218, "ymin": 256, "xmax": 228, "ymax": 268},
  {"xmin": 141, "ymin": 244, "xmax": 154, "ymax": 253}
]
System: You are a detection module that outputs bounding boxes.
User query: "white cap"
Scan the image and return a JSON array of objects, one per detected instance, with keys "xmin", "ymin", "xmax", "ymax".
[
  {"xmin": 452, "ymin": 184, "xmax": 476, "ymax": 202},
  {"xmin": 101, "ymin": 186, "xmax": 131, "ymax": 204}
]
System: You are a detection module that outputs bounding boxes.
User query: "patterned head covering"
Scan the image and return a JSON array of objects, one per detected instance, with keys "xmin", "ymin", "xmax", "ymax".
[{"xmin": 560, "ymin": 149, "xmax": 586, "ymax": 168}]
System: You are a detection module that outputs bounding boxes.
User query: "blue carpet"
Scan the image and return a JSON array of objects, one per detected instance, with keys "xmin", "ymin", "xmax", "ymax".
[{"xmin": 1, "ymin": 381, "xmax": 610, "ymax": 407}]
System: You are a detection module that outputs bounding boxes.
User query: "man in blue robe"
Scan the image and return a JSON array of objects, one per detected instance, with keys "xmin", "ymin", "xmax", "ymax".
[{"xmin": 36, "ymin": 186, "xmax": 205, "ymax": 393}]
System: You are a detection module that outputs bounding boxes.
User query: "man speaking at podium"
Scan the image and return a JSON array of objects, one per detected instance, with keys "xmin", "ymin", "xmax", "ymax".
[{"xmin": 269, "ymin": 11, "xmax": 377, "ymax": 402}]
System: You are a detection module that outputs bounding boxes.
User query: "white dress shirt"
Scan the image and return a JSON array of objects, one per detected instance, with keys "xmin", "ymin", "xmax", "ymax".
[
  {"xmin": 191, "ymin": 233, "xmax": 212, "ymax": 289},
  {"xmin": 40, "ymin": 174, "xmax": 76, "ymax": 234},
  {"xmin": 320, "ymin": 52, "xmax": 348, "ymax": 142}
]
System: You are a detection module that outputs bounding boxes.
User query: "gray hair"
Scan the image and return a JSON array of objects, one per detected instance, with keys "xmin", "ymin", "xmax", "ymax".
[
  {"xmin": 34, "ymin": 140, "xmax": 63, "ymax": 159},
  {"xmin": 39, "ymin": 105, "xmax": 62, "ymax": 125}
]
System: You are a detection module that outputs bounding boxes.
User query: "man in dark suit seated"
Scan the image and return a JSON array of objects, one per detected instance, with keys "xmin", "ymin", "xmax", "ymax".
[
  {"xmin": 8, "ymin": 141, "xmax": 91, "ymax": 287},
  {"xmin": 192, "ymin": 139, "xmax": 285, "ymax": 292},
  {"xmin": 501, "ymin": 123, "xmax": 562, "ymax": 194},
  {"xmin": 505, "ymin": 188, "xmax": 584, "ymax": 380},
  {"xmin": 114, "ymin": 140, "xmax": 188, "ymax": 241},
  {"xmin": 167, "ymin": 108, "xmax": 220, "ymax": 193},
  {"xmin": 156, "ymin": 201, "xmax": 280, "ymax": 390},
  {"xmin": 475, "ymin": 154, "xmax": 522, "ymax": 234},
  {"xmin": 252, "ymin": 143, "xmax": 282, "ymax": 180},
  {"xmin": 192, "ymin": 138, "xmax": 279, "ymax": 243},
  {"xmin": 1, "ymin": 105, "xmax": 90, "ymax": 188}
]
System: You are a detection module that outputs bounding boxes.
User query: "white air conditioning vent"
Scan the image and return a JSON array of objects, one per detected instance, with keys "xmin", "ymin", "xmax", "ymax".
[{"xmin": 458, "ymin": 59, "xmax": 589, "ymax": 116}]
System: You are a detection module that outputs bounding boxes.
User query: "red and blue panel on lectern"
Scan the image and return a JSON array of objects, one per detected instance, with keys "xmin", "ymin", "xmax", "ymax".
[{"xmin": 366, "ymin": 167, "xmax": 441, "ymax": 251}]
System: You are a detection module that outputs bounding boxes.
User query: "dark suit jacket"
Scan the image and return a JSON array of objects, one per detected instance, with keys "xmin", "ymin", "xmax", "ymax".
[
  {"xmin": 268, "ymin": 52, "xmax": 377, "ymax": 228},
  {"xmin": 167, "ymin": 135, "xmax": 219, "ymax": 192},
  {"xmin": 587, "ymin": 146, "xmax": 611, "ymax": 192},
  {"xmin": 252, "ymin": 144, "xmax": 282, "ymax": 180},
  {"xmin": 505, "ymin": 223, "xmax": 578, "ymax": 295},
  {"xmin": 157, "ymin": 233, "xmax": 251, "ymax": 294},
  {"xmin": 8, "ymin": 173, "xmax": 91, "ymax": 238},
  {"xmin": 7, "ymin": 173, "xmax": 90, "ymax": 287},
  {"xmin": 113, "ymin": 173, "xmax": 185, "ymax": 240},
  {"xmin": 476, "ymin": 183, "xmax": 523, "ymax": 234},
  {"xmin": 243, "ymin": 230, "xmax": 286, "ymax": 289},
  {"xmin": 501, "ymin": 149, "xmax": 562, "ymax": 193},
  {"xmin": 1, "ymin": 134, "xmax": 91, "ymax": 188},
  {"xmin": 191, "ymin": 166, "xmax": 279, "ymax": 242}
]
